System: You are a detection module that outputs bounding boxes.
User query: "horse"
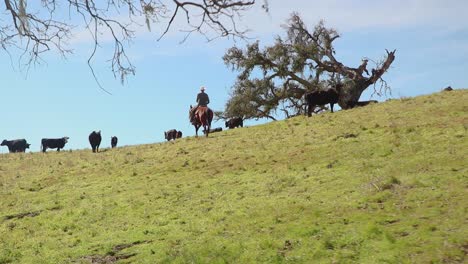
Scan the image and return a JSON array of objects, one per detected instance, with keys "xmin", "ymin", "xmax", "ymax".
[{"xmin": 189, "ymin": 105, "xmax": 213, "ymax": 137}]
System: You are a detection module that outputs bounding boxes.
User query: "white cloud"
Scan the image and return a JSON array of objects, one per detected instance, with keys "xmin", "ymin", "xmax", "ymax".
[
  {"xmin": 238, "ymin": 0, "xmax": 468, "ymax": 35},
  {"xmin": 66, "ymin": 0, "xmax": 468, "ymax": 62}
]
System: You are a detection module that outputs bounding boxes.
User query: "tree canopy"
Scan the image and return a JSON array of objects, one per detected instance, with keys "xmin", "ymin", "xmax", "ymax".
[
  {"xmin": 1, "ymin": 0, "xmax": 263, "ymax": 90},
  {"xmin": 220, "ymin": 13, "xmax": 395, "ymax": 120}
]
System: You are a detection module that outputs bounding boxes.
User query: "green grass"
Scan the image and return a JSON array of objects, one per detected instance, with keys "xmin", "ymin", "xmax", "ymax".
[{"xmin": 1, "ymin": 90, "xmax": 467, "ymax": 263}]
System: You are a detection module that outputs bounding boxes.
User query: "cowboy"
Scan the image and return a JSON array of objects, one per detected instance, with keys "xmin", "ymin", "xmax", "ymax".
[
  {"xmin": 197, "ymin": 86, "xmax": 210, "ymax": 107},
  {"xmin": 191, "ymin": 86, "xmax": 210, "ymax": 121}
]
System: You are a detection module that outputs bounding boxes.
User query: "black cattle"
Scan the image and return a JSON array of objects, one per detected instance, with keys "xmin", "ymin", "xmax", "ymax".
[
  {"xmin": 443, "ymin": 86, "xmax": 453, "ymax": 91},
  {"xmin": 176, "ymin": 131, "xmax": 183, "ymax": 139},
  {"xmin": 164, "ymin": 129, "xmax": 178, "ymax": 141},
  {"xmin": 305, "ymin": 85, "xmax": 341, "ymax": 116},
  {"xmin": 41, "ymin": 137, "xmax": 69, "ymax": 152},
  {"xmin": 204, "ymin": 127, "xmax": 222, "ymax": 134},
  {"xmin": 1, "ymin": 139, "xmax": 30, "ymax": 153},
  {"xmin": 89, "ymin": 131, "xmax": 102, "ymax": 153},
  {"xmin": 225, "ymin": 117, "xmax": 243, "ymax": 129},
  {"xmin": 111, "ymin": 136, "xmax": 118, "ymax": 148},
  {"xmin": 352, "ymin": 100, "xmax": 378, "ymax": 107}
]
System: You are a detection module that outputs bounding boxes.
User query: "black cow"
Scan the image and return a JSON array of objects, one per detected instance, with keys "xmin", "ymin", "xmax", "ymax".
[
  {"xmin": 1, "ymin": 139, "xmax": 30, "ymax": 153},
  {"xmin": 225, "ymin": 117, "xmax": 243, "ymax": 129},
  {"xmin": 111, "ymin": 136, "xmax": 118, "ymax": 148},
  {"xmin": 176, "ymin": 131, "xmax": 183, "ymax": 139},
  {"xmin": 89, "ymin": 131, "xmax": 102, "ymax": 153},
  {"xmin": 204, "ymin": 127, "xmax": 222, "ymax": 134},
  {"xmin": 305, "ymin": 85, "xmax": 340, "ymax": 116},
  {"xmin": 164, "ymin": 129, "xmax": 178, "ymax": 141},
  {"xmin": 443, "ymin": 86, "xmax": 453, "ymax": 91},
  {"xmin": 41, "ymin": 137, "xmax": 69, "ymax": 152}
]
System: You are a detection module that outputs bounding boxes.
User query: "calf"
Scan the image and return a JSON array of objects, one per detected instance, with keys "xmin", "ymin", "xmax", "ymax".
[
  {"xmin": 111, "ymin": 136, "xmax": 118, "ymax": 148},
  {"xmin": 305, "ymin": 85, "xmax": 340, "ymax": 116},
  {"xmin": 204, "ymin": 127, "xmax": 222, "ymax": 134},
  {"xmin": 1, "ymin": 139, "xmax": 30, "ymax": 153},
  {"xmin": 41, "ymin": 137, "xmax": 69, "ymax": 152},
  {"xmin": 176, "ymin": 131, "xmax": 183, "ymax": 139},
  {"xmin": 89, "ymin": 131, "xmax": 102, "ymax": 153},
  {"xmin": 164, "ymin": 129, "xmax": 178, "ymax": 141},
  {"xmin": 225, "ymin": 117, "xmax": 243, "ymax": 129}
]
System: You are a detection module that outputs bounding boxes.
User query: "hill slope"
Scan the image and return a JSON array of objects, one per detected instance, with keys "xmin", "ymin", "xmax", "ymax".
[{"xmin": 1, "ymin": 90, "xmax": 467, "ymax": 263}]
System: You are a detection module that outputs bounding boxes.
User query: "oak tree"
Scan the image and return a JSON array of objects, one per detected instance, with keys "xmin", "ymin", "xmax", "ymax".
[{"xmin": 221, "ymin": 13, "xmax": 395, "ymax": 120}]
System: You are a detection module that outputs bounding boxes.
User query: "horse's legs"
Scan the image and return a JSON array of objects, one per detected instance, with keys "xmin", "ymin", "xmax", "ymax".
[
  {"xmin": 195, "ymin": 124, "xmax": 200, "ymax": 137},
  {"xmin": 204, "ymin": 124, "xmax": 209, "ymax": 137}
]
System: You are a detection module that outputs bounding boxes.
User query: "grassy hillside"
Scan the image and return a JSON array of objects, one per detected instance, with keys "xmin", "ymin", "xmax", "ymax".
[{"xmin": 1, "ymin": 90, "xmax": 467, "ymax": 263}]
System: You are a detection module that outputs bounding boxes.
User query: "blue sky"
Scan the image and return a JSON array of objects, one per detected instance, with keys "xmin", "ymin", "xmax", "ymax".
[{"xmin": 1, "ymin": 0, "xmax": 467, "ymax": 152}]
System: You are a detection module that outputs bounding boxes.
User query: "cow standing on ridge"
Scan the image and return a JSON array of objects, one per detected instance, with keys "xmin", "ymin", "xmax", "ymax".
[
  {"xmin": 89, "ymin": 131, "xmax": 102, "ymax": 153},
  {"xmin": 1, "ymin": 139, "xmax": 30, "ymax": 153},
  {"xmin": 41, "ymin": 137, "xmax": 69, "ymax": 152},
  {"xmin": 111, "ymin": 136, "xmax": 118, "ymax": 148},
  {"xmin": 225, "ymin": 117, "xmax": 243, "ymax": 129},
  {"xmin": 305, "ymin": 84, "xmax": 341, "ymax": 116}
]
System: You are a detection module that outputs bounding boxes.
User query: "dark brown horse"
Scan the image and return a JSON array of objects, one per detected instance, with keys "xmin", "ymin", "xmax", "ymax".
[{"xmin": 189, "ymin": 105, "xmax": 213, "ymax": 137}]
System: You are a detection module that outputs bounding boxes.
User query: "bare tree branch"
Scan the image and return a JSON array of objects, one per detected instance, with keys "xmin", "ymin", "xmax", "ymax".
[{"xmin": 1, "ymin": 0, "xmax": 263, "ymax": 89}]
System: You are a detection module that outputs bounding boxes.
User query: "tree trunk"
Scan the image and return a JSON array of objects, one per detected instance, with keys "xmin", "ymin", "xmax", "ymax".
[
  {"xmin": 338, "ymin": 79, "xmax": 369, "ymax": 109},
  {"xmin": 337, "ymin": 49, "xmax": 396, "ymax": 109}
]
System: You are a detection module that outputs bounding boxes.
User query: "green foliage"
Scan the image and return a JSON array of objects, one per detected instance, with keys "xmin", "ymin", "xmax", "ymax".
[
  {"xmin": 221, "ymin": 13, "xmax": 396, "ymax": 120},
  {"xmin": 222, "ymin": 15, "xmax": 336, "ymax": 120},
  {"xmin": 222, "ymin": 78, "xmax": 282, "ymax": 120},
  {"xmin": 0, "ymin": 90, "xmax": 467, "ymax": 263}
]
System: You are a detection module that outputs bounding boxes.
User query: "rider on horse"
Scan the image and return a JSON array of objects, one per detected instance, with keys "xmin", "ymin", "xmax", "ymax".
[
  {"xmin": 190, "ymin": 86, "xmax": 214, "ymax": 136},
  {"xmin": 191, "ymin": 86, "xmax": 210, "ymax": 122},
  {"xmin": 197, "ymin": 86, "xmax": 210, "ymax": 108}
]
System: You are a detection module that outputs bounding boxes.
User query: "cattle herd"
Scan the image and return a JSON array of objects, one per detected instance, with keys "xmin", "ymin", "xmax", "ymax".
[
  {"xmin": 2, "ymin": 86, "xmax": 455, "ymax": 155},
  {"xmin": 1, "ymin": 87, "xmax": 389, "ymax": 154},
  {"xmin": 1, "ymin": 130, "xmax": 110, "ymax": 154},
  {"xmin": 1, "ymin": 117, "xmax": 245, "ymax": 154}
]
